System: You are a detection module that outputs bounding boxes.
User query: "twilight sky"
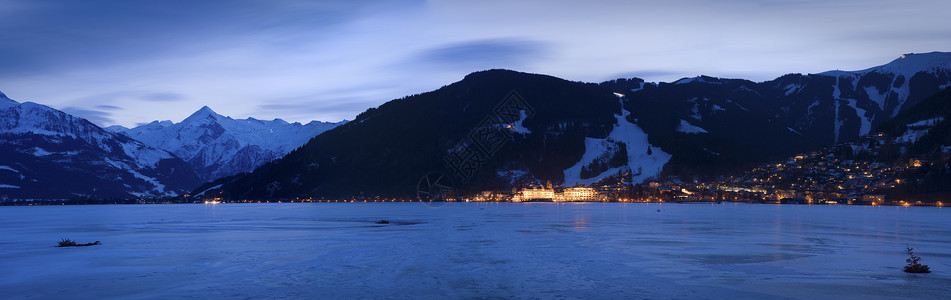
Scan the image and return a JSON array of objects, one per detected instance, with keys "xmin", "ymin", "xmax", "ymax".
[{"xmin": 1, "ymin": 0, "xmax": 950, "ymax": 127}]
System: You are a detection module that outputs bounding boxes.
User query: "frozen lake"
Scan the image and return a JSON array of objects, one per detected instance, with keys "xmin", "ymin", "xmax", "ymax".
[{"xmin": 1, "ymin": 203, "xmax": 949, "ymax": 299}]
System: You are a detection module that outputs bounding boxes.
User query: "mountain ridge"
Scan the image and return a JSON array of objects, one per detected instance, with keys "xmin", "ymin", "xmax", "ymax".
[
  {"xmin": 0, "ymin": 93, "xmax": 201, "ymax": 199},
  {"xmin": 211, "ymin": 53, "xmax": 951, "ymax": 199},
  {"xmin": 109, "ymin": 106, "xmax": 346, "ymax": 181}
]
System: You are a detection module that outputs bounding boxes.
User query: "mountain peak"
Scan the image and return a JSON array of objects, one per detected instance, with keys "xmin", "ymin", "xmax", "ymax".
[
  {"xmin": 196, "ymin": 105, "xmax": 216, "ymax": 115},
  {"xmin": 184, "ymin": 106, "xmax": 220, "ymax": 122},
  {"xmin": 461, "ymin": 69, "xmax": 559, "ymax": 82},
  {"xmin": 0, "ymin": 91, "xmax": 17, "ymax": 108},
  {"xmin": 820, "ymin": 51, "xmax": 951, "ymax": 77},
  {"xmin": 881, "ymin": 51, "xmax": 951, "ymax": 70}
]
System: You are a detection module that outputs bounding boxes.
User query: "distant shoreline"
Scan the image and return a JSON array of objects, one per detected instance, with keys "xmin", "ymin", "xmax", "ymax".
[{"xmin": 2, "ymin": 199, "xmax": 945, "ymax": 207}]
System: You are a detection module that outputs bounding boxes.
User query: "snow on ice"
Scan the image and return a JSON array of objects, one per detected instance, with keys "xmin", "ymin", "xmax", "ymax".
[{"xmin": 0, "ymin": 203, "xmax": 949, "ymax": 299}]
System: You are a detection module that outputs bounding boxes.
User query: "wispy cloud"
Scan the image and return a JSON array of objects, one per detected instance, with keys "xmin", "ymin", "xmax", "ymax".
[
  {"xmin": 1, "ymin": 0, "xmax": 949, "ymax": 127},
  {"xmin": 94, "ymin": 104, "xmax": 122, "ymax": 110},
  {"xmin": 61, "ymin": 107, "xmax": 113, "ymax": 126},
  {"xmin": 412, "ymin": 39, "xmax": 550, "ymax": 70},
  {"xmin": 139, "ymin": 92, "xmax": 185, "ymax": 102}
]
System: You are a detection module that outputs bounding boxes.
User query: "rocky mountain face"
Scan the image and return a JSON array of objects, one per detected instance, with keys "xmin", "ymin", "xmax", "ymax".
[
  {"xmin": 108, "ymin": 106, "xmax": 345, "ymax": 181},
  {"xmin": 0, "ymin": 92, "xmax": 201, "ymax": 200}
]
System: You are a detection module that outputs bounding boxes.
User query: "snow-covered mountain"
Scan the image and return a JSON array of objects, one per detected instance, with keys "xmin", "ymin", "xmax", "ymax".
[
  {"xmin": 212, "ymin": 53, "xmax": 951, "ymax": 199},
  {"xmin": 211, "ymin": 69, "xmax": 813, "ymax": 199},
  {"xmin": 768, "ymin": 52, "xmax": 951, "ymax": 143},
  {"xmin": 0, "ymin": 91, "xmax": 201, "ymax": 200},
  {"xmin": 109, "ymin": 106, "xmax": 345, "ymax": 181}
]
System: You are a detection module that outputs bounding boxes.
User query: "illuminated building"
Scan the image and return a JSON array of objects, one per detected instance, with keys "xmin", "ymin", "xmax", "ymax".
[
  {"xmin": 562, "ymin": 187, "xmax": 598, "ymax": 202},
  {"xmin": 521, "ymin": 188, "xmax": 555, "ymax": 201}
]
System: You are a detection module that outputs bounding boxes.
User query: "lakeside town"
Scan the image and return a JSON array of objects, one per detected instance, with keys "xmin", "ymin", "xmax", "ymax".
[{"xmin": 4, "ymin": 131, "xmax": 947, "ymax": 207}]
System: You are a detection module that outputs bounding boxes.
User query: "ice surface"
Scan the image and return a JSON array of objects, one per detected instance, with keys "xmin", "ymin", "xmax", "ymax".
[{"xmin": 1, "ymin": 203, "xmax": 949, "ymax": 299}]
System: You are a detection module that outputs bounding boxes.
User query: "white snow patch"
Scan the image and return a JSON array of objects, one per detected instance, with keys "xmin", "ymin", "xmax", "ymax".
[
  {"xmin": 846, "ymin": 99, "xmax": 872, "ymax": 136},
  {"xmin": 31, "ymin": 147, "xmax": 52, "ymax": 156},
  {"xmin": 890, "ymin": 79, "xmax": 912, "ymax": 118},
  {"xmin": 783, "ymin": 84, "xmax": 800, "ymax": 96},
  {"xmin": 563, "ymin": 98, "xmax": 671, "ymax": 186},
  {"xmin": 711, "ymin": 104, "xmax": 726, "ymax": 112},
  {"xmin": 908, "ymin": 117, "xmax": 944, "ymax": 127},
  {"xmin": 503, "ymin": 110, "xmax": 531, "ymax": 134},
  {"xmin": 737, "ymin": 85, "xmax": 761, "ymax": 97},
  {"xmin": 121, "ymin": 142, "xmax": 172, "ymax": 168},
  {"xmin": 787, "ymin": 127, "xmax": 802, "ymax": 135},
  {"xmin": 0, "ymin": 184, "xmax": 20, "ymax": 189},
  {"xmin": 895, "ymin": 129, "xmax": 929, "ymax": 144},
  {"xmin": 832, "ymin": 76, "xmax": 842, "ymax": 99},
  {"xmin": 833, "ymin": 100, "xmax": 843, "ymax": 143},
  {"xmin": 0, "ymin": 165, "xmax": 25, "ymax": 180},
  {"xmin": 806, "ymin": 100, "xmax": 820, "ymax": 112},
  {"xmin": 726, "ymin": 99, "xmax": 749, "ymax": 111},
  {"xmin": 690, "ymin": 103, "xmax": 702, "ymax": 120},
  {"xmin": 127, "ymin": 170, "xmax": 175, "ymax": 197},
  {"xmin": 677, "ymin": 120, "xmax": 708, "ymax": 134},
  {"xmin": 630, "ymin": 82, "xmax": 649, "ymax": 93},
  {"xmin": 674, "ymin": 76, "xmax": 721, "ymax": 85},
  {"xmin": 193, "ymin": 184, "xmax": 223, "ymax": 197},
  {"xmin": 864, "ymin": 86, "xmax": 887, "ymax": 111}
]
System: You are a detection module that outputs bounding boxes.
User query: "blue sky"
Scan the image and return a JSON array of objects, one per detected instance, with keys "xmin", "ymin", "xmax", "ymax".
[{"xmin": 1, "ymin": 0, "xmax": 950, "ymax": 127}]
